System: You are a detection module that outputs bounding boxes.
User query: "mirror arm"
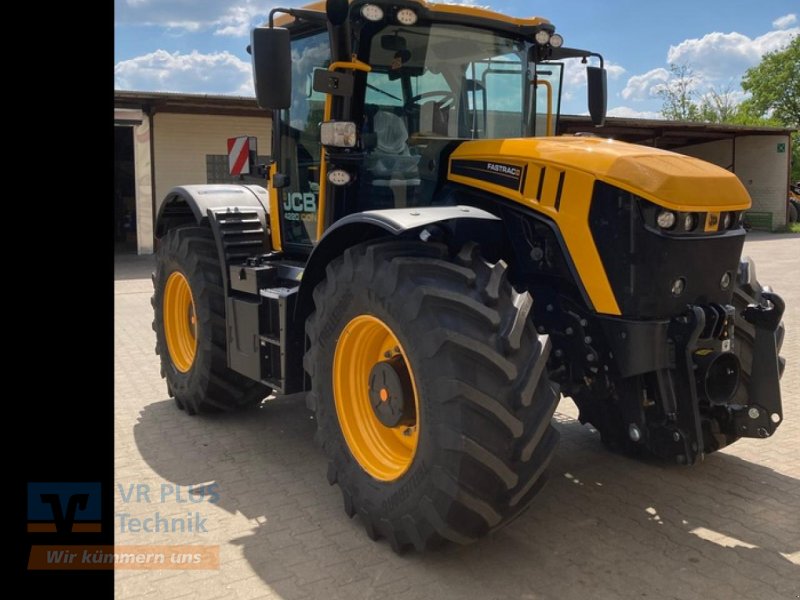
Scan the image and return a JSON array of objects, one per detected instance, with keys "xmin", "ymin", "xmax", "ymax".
[
  {"xmin": 268, "ymin": 7, "xmax": 291, "ymax": 28},
  {"xmin": 268, "ymin": 7, "xmax": 326, "ymax": 28},
  {"xmin": 588, "ymin": 52, "xmax": 604, "ymax": 69},
  {"xmin": 548, "ymin": 47, "xmax": 605, "ymax": 69}
]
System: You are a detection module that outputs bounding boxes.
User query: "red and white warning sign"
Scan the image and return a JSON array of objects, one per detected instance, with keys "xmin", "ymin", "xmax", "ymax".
[{"xmin": 227, "ymin": 135, "xmax": 257, "ymax": 176}]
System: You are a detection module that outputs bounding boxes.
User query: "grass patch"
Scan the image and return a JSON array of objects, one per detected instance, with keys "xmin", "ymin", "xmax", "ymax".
[{"xmin": 790, "ymin": 223, "xmax": 800, "ymax": 233}]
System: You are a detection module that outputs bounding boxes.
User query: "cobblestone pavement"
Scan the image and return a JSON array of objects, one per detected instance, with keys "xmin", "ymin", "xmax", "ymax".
[{"xmin": 115, "ymin": 231, "xmax": 799, "ymax": 600}]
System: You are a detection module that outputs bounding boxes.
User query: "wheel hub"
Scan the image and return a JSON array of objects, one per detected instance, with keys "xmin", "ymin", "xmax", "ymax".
[
  {"xmin": 163, "ymin": 271, "xmax": 198, "ymax": 373},
  {"xmin": 368, "ymin": 356, "xmax": 415, "ymax": 428},
  {"xmin": 332, "ymin": 314, "xmax": 420, "ymax": 482}
]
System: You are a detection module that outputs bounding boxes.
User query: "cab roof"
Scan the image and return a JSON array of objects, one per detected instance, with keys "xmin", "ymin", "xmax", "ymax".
[{"xmin": 275, "ymin": 0, "xmax": 550, "ymax": 34}]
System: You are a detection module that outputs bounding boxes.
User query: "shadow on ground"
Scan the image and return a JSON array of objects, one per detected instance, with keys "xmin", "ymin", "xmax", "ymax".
[
  {"xmin": 134, "ymin": 395, "xmax": 799, "ymax": 600},
  {"xmin": 115, "ymin": 254, "xmax": 155, "ymax": 281}
]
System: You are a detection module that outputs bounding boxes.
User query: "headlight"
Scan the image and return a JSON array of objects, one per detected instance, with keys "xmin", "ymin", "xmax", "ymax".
[
  {"xmin": 320, "ymin": 121, "xmax": 357, "ymax": 147},
  {"xmin": 682, "ymin": 213, "xmax": 697, "ymax": 232},
  {"xmin": 534, "ymin": 30, "xmax": 551, "ymax": 45},
  {"xmin": 360, "ymin": 4, "xmax": 384, "ymax": 21},
  {"xmin": 550, "ymin": 33, "xmax": 564, "ymax": 48},
  {"xmin": 722, "ymin": 212, "xmax": 733, "ymax": 229},
  {"xmin": 396, "ymin": 8, "xmax": 417, "ymax": 25},
  {"xmin": 657, "ymin": 210, "xmax": 677, "ymax": 229}
]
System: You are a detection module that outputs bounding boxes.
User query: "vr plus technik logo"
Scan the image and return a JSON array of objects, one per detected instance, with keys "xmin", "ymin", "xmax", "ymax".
[{"xmin": 27, "ymin": 483, "xmax": 101, "ymax": 534}]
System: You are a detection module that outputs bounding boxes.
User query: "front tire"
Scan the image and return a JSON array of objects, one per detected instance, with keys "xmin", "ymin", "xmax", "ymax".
[
  {"xmin": 152, "ymin": 227, "xmax": 270, "ymax": 414},
  {"xmin": 304, "ymin": 240, "xmax": 560, "ymax": 551}
]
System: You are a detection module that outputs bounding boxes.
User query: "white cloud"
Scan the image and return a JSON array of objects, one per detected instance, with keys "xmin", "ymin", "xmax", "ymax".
[
  {"xmin": 621, "ymin": 68, "xmax": 670, "ymax": 100},
  {"xmin": 607, "ymin": 64, "xmax": 627, "ymax": 80},
  {"xmin": 607, "ymin": 106, "xmax": 662, "ymax": 120},
  {"xmin": 115, "ymin": 0, "xmax": 270, "ymax": 36},
  {"xmin": 562, "ymin": 58, "xmax": 625, "ymax": 87},
  {"xmin": 213, "ymin": 5, "xmax": 264, "ymax": 37},
  {"xmin": 666, "ymin": 27, "xmax": 799, "ymax": 80},
  {"xmin": 698, "ymin": 88, "xmax": 747, "ymax": 105},
  {"xmin": 557, "ymin": 58, "xmax": 624, "ymax": 103},
  {"xmin": 619, "ymin": 20, "xmax": 798, "ymax": 107},
  {"xmin": 114, "ymin": 50, "xmax": 254, "ymax": 95},
  {"xmin": 773, "ymin": 14, "xmax": 797, "ymax": 30}
]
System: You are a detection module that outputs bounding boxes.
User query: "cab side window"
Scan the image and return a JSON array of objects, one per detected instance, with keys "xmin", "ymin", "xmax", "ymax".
[{"xmin": 278, "ymin": 33, "xmax": 330, "ymax": 246}]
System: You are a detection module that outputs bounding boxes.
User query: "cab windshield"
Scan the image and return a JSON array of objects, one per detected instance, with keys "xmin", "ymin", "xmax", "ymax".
[{"xmin": 361, "ymin": 23, "xmax": 562, "ymax": 139}]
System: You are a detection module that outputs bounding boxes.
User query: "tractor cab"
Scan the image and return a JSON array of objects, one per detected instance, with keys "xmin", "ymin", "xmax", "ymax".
[{"xmin": 251, "ymin": 0, "xmax": 607, "ymax": 251}]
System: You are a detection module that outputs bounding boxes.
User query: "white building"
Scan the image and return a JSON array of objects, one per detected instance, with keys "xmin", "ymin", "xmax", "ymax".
[{"xmin": 115, "ymin": 90, "xmax": 794, "ymax": 254}]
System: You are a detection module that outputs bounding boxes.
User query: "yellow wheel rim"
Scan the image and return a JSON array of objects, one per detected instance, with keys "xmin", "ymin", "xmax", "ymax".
[
  {"xmin": 163, "ymin": 271, "xmax": 198, "ymax": 373},
  {"xmin": 333, "ymin": 315, "xmax": 420, "ymax": 482}
]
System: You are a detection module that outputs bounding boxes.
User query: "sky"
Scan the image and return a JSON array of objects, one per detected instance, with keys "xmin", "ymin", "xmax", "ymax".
[{"xmin": 114, "ymin": 0, "xmax": 799, "ymax": 118}]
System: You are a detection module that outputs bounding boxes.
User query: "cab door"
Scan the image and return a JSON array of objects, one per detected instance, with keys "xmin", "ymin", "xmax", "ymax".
[{"xmin": 271, "ymin": 32, "xmax": 330, "ymax": 252}]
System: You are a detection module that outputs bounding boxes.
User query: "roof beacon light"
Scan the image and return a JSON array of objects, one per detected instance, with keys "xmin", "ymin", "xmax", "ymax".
[
  {"xmin": 396, "ymin": 8, "xmax": 417, "ymax": 25},
  {"xmin": 535, "ymin": 30, "xmax": 551, "ymax": 45},
  {"xmin": 361, "ymin": 4, "xmax": 384, "ymax": 21}
]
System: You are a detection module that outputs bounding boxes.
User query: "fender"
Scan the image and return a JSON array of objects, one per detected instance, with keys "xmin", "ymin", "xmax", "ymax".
[
  {"xmin": 155, "ymin": 184, "xmax": 270, "ymax": 238},
  {"xmin": 296, "ymin": 205, "xmax": 502, "ymax": 324},
  {"xmin": 155, "ymin": 184, "xmax": 271, "ymax": 296}
]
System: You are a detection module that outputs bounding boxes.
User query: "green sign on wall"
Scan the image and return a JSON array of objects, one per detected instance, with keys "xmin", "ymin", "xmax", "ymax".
[
  {"xmin": 777, "ymin": 143, "xmax": 786, "ymax": 153},
  {"xmin": 746, "ymin": 211, "xmax": 773, "ymax": 230}
]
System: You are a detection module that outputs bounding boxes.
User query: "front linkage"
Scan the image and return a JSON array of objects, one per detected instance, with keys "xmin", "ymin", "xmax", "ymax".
[
  {"xmin": 734, "ymin": 292, "xmax": 785, "ymax": 438},
  {"xmin": 549, "ymin": 267, "xmax": 785, "ymax": 465},
  {"xmin": 653, "ymin": 294, "xmax": 784, "ymax": 464}
]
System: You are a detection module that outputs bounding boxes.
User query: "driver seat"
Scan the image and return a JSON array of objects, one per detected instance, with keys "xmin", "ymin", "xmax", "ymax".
[{"xmin": 367, "ymin": 111, "xmax": 421, "ymax": 207}]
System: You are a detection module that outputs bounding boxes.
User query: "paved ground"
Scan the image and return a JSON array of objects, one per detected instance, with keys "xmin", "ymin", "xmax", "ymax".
[{"xmin": 115, "ymin": 231, "xmax": 799, "ymax": 600}]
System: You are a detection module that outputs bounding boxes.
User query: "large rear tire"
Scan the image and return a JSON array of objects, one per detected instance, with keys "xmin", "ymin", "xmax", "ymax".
[
  {"xmin": 152, "ymin": 227, "xmax": 270, "ymax": 414},
  {"xmin": 304, "ymin": 240, "xmax": 560, "ymax": 551}
]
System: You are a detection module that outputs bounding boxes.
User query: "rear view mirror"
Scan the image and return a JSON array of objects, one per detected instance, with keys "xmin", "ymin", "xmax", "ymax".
[
  {"xmin": 587, "ymin": 66, "xmax": 607, "ymax": 127},
  {"xmin": 251, "ymin": 27, "xmax": 291, "ymax": 110},
  {"xmin": 381, "ymin": 34, "xmax": 408, "ymax": 51}
]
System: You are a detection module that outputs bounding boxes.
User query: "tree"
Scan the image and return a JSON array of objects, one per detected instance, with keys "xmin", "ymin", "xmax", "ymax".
[
  {"xmin": 658, "ymin": 42, "xmax": 800, "ymax": 179},
  {"xmin": 659, "ymin": 66, "xmax": 753, "ymax": 124},
  {"xmin": 740, "ymin": 36, "xmax": 799, "ymax": 127},
  {"xmin": 657, "ymin": 64, "xmax": 702, "ymax": 121},
  {"xmin": 739, "ymin": 37, "xmax": 800, "ymax": 181},
  {"xmin": 698, "ymin": 85, "xmax": 740, "ymax": 123}
]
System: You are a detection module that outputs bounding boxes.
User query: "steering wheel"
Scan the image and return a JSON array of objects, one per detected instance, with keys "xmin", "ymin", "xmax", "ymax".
[{"xmin": 403, "ymin": 90, "xmax": 455, "ymax": 113}]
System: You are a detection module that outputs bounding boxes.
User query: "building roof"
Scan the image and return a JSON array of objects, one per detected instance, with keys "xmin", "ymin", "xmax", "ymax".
[
  {"xmin": 559, "ymin": 115, "xmax": 793, "ymax": 150},
  {"xmin": 115, "ymin": 90, "xmax": 793, "ymax": 150},
  {"xmin": 114, "ymin": 90, "xmax": 272, "ymax": 118}
]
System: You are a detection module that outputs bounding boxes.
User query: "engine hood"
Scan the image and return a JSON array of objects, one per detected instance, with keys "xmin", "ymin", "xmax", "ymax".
[{"xmin": 450, "ymin": 137, "xmax": 751, "ymax": 212}]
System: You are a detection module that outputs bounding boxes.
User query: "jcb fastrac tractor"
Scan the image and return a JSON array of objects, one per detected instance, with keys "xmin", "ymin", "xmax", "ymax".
[{"xmin": 152, "ymin": 0, "xmax": 786, "ymax": 551}]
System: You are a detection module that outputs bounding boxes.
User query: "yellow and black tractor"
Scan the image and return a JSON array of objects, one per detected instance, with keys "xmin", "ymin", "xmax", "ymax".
[{"xmin": 152, "ymin": 0, "xmax": 786, "ymax": 551}]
